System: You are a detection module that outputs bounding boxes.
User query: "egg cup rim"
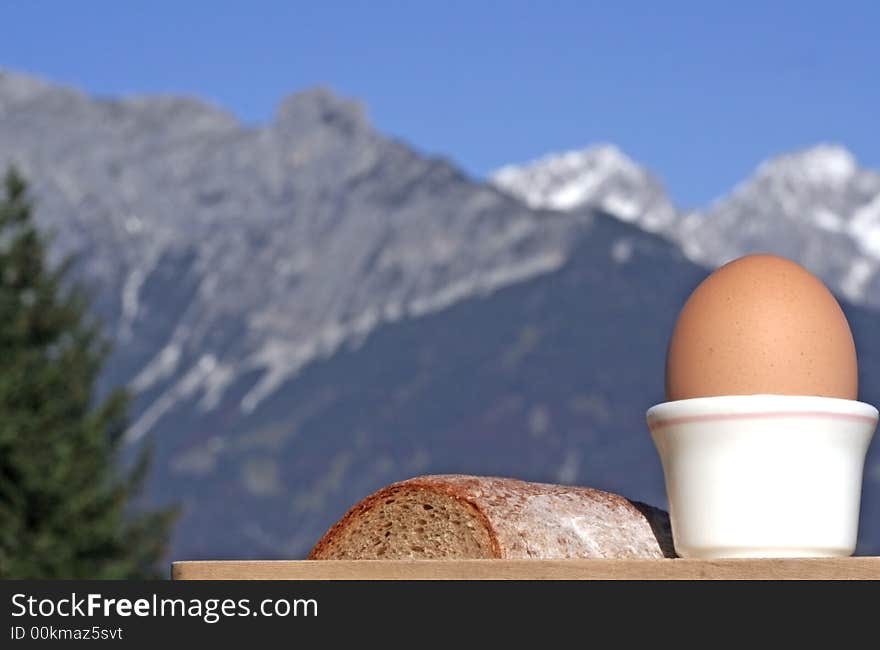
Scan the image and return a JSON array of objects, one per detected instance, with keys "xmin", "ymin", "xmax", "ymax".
[{"xmin": 647, "ymin": 394, "xmax": 878, "ymax": 422}]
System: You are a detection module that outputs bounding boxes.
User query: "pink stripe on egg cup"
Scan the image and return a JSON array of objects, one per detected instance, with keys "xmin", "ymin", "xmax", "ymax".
[{"xmin": 649, "ymin": 410, "xmax": 878, "ymax": 430}]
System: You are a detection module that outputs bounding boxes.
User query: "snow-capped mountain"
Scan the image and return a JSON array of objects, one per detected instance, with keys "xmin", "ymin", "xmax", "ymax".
[
  {"xmin": 678, "ymin": 145, "xmax": 880, "ymax": 305},
  {"xmin": 0, "ymin": 69, "xmax": 581, "ymax": 442},
  {"xmin": 491, "ymin": 145, "xmax": 678, "ymax": 233},
  {"xmin": 2, "ymin": 69, "xmax": 879, "ymax": 559},
  {"xmin": 494, "ymin": 144, "xmax": 880, "ymax": 309}
]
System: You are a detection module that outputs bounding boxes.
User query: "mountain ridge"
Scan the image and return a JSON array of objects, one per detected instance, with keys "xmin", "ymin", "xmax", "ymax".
[
  {"xmin": 493, "ymin": 142, "xmax": 880, "ymax": 308},
  {"xmin": 0, "ymin": 68, "xmax": 585, "ymax": 437},
  {"xmin": 1, "ymin": 69, "xmax": 878, "ymax": 559}
]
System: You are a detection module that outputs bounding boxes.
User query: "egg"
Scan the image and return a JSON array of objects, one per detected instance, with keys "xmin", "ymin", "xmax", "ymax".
[{"xmin": 665, "ymin": 254, "xmax": 857, "ymax": 401}]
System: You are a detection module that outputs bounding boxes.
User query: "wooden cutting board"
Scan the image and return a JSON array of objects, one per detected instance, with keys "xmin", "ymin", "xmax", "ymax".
[{"xmin": 172, "ymin": 557, "xmax": 880, "ymax": 580}]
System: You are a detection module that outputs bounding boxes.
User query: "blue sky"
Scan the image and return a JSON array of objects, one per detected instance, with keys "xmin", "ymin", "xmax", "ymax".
[{"xmin": 1, "ymin": 1, "xmax": 877, "ymax": 207}]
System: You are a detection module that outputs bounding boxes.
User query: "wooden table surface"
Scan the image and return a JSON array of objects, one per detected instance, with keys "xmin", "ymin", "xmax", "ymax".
[{"xmin": 172, "ymin": 557, "xmax": 880, "ymax": 580}]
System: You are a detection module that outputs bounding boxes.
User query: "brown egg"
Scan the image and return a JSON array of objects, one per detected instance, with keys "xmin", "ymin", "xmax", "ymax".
[{"xmin": 665, "ymin": 254, "xmax": 858, "ymax": 401}]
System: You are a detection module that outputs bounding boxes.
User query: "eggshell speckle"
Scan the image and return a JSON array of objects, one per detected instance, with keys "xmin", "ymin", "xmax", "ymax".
[{"xmin": 665, "ymin": 254, "xmax": 858, "ymax": 401}]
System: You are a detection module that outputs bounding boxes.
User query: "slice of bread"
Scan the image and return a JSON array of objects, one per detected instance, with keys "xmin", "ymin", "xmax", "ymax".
[{"xmin": 309, "ymin": 475, "xmax": 674, "ymax": 559}]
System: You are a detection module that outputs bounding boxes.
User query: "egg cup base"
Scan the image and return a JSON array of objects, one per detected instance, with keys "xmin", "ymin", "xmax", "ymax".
[{"xmin": 675, "ymin": 546, "xmax": 849, "ymax": 559}]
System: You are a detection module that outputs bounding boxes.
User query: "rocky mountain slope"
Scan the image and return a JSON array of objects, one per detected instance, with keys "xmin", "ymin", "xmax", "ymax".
[
  {"xmin": 158, "ymin": 213, "xmax": 880, "ymax": 559},
  {"xmin": 2, "ymin": 69, "xmax": 878, "ymax": 558},
  {"xmin": 0, "ymin": 69, "xmax": 583, "ymax": 443},
  {"xmin": 679, "ymin": 145, "xmax": 880, "ymax": 306},
  {"xmin": 493, "ymin": 144, "xmax": 880, "ymax": 308}
]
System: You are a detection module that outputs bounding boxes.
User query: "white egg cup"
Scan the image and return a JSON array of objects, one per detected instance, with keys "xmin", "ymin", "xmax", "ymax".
[{"xmin": 647, "ymin": 395, "xmax": 878, "ymax": 558}]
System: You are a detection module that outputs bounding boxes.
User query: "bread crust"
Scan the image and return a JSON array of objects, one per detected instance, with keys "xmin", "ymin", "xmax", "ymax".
[{"xmin": 309, "ymin": 475, "xmax": 674, "ymax": 559}]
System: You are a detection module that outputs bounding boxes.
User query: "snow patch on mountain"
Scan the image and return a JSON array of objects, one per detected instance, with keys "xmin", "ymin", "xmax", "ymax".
[
  {"xmin": 126, "ymin": 354, "xmax": 220, "ymax": 443},
  {"xmin": 756, "ymin": 144, "xmax": 857, "ymax": 188},
  {"xmin": 851, "ymin": 193, "xmax": 880, "ymax": 258},
  {"xmin": 495, "ymin": 141, "xmax": 880, "ymax": 309},
  {"xmin": 676, "ymin": 144, "xmax": 880, "ymax": 305},
  {"xmin": 491, "ymin": 145, "xmax": 677, "ymax": 233}
]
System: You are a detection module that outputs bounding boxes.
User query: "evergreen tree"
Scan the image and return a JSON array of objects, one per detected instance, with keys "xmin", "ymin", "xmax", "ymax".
[{"xmin": 0, "ymin": 168, "xmax": 176, "ymax": 578}]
